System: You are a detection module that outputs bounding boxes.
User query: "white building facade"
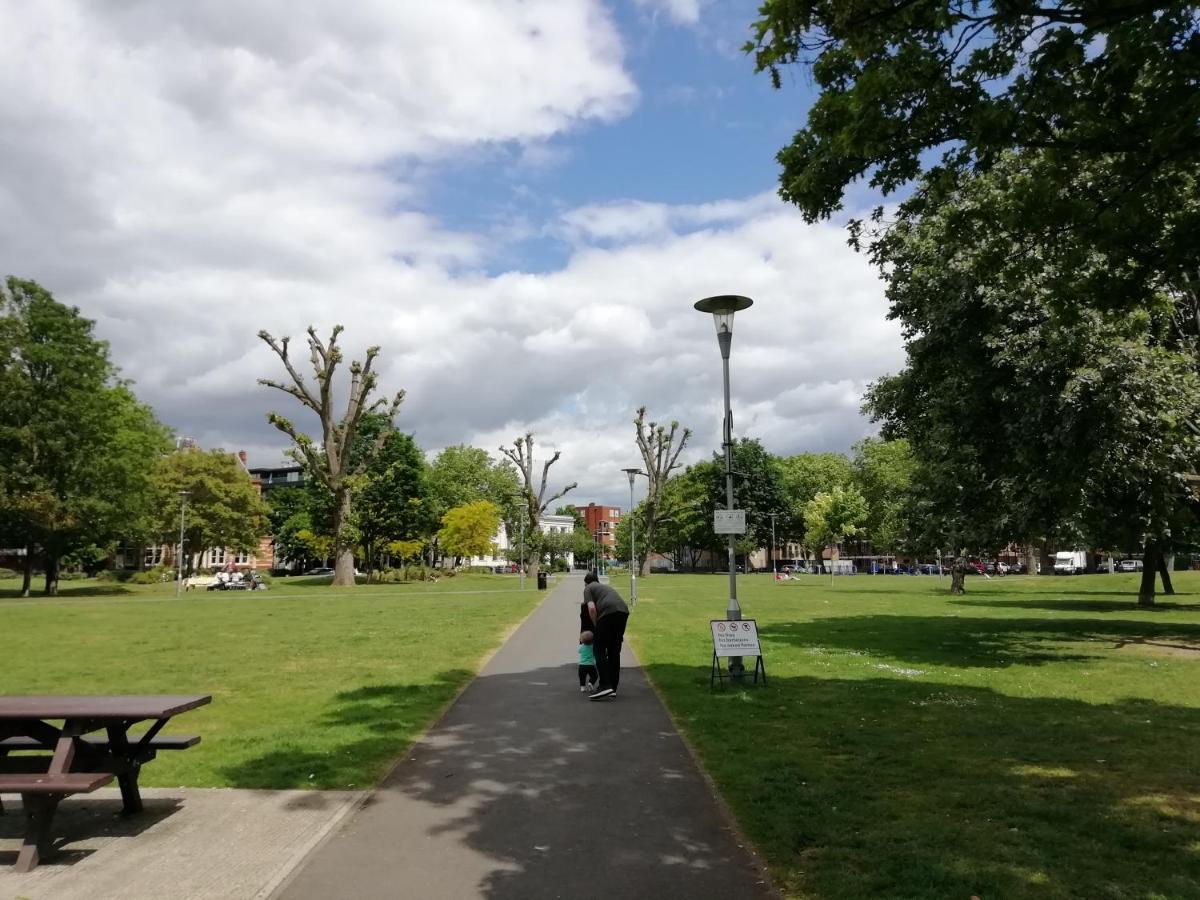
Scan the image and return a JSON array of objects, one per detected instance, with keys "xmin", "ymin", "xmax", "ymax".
[{"xmin": 464, "ymin": 514, "xmax": 576, "ymax": 570}]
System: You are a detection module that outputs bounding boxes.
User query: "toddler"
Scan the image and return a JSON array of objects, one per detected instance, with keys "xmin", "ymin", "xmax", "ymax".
[{"xmin": 578, "ymin": 630, "xmax": 598, "ymax": 692}]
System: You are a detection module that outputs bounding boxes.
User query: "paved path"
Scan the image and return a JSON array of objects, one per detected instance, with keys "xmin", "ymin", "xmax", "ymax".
[{"xmin": 277, "ymin": 573, "xmax": 775, "ymax": 899}]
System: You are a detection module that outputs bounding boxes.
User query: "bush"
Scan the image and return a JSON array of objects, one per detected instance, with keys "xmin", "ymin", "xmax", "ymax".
[
  {"xmin": 550, "ymin": 558, "xmax": 569, "ymax": 573},
  {"xmin": 0, "ymin": 567, "xmax": 18, "ymax": 580},
  {"xmin": 129, "ymin": 565, "xmax": 174, "ymax": 585},
  {"xmin": 96, "ymin": 570, "xmax": 136, "ymax": 583}
]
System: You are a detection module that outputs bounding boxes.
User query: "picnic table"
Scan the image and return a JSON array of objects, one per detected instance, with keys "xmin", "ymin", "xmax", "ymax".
[{"xmin": 0, "ymin": 694, "xmax": 210, "ymax": 871}]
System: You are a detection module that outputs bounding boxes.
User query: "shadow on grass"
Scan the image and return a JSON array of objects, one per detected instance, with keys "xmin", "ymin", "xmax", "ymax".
[
  {"xmin": 640, "ymin": 663, "xmax": 1200, "ymax": 900},
  {"xmin": 0, "ymin": 584, "xmax": 135, "ymax": 599},
  {"xmin": 219, "ymin": 669, "xmax": 474, "ymax": 791},
  {"xmin": 760, "ymin": 615, "xmax": 1200, "ymax": 668},
  {"xmin": 953, "ymin": 597, "xmax": 1200, "ymax": 613}
]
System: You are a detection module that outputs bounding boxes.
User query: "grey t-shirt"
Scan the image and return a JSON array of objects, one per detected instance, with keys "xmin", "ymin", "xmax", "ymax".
[{"xmin": 584, "ymin": 582, "xmax": 629, "ymax": 620}]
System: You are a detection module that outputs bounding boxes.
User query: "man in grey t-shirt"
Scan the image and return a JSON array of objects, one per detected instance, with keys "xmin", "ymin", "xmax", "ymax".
[{"xmin": 583, "ymin": 570, "xmax": 629, "ymax": 700}]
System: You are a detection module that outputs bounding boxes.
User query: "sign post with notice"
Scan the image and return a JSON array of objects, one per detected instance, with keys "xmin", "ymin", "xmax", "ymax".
[{"xmin": 709, "ymin": 619, "xmax": 767, "ymax": 690}]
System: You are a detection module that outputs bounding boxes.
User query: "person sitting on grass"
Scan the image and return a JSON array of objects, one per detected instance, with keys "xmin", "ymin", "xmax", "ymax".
[{"xmin": 578, "ymin": 629, "xmax": 598, "ymax": 693}]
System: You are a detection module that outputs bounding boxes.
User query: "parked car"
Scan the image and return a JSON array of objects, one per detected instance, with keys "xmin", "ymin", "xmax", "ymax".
[
  {"xmin": 1118, "ymin": 559, "xmax": 1143, "ymax": 572},
  {"xmin": 1008, "ymin": 562, "xmax": 1027, "ymax": 575},
  {"xmin": 305, "ymin": 566, "xmax": 334, "ymax": 575},
  {"xmin": 1054, "ymin": 550, "xmax": 1087, "ymax": 575},
  {"xmin": 917, "ymin": 563, "xmax": 942, "ymax": 575},
  {"xmin": 967, "ymin": 561, "xmax": 986, "ymax": 574}
]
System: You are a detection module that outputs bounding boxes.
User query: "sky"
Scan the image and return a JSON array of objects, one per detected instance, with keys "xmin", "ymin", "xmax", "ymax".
[{"xmin": 0, "ymin": 0, "xmax": 904, "ymax": 508}]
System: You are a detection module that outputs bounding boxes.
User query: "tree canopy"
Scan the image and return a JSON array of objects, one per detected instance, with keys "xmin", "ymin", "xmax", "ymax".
[{"xmin": 438, "ymin": 500, "xmax": 501, "ymax": 561}]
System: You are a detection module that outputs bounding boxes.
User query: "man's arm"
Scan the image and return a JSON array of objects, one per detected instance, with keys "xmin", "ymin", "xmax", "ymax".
[{"xmin": 587, "ymin": 600, "xmax": 598, "ymax": 626}]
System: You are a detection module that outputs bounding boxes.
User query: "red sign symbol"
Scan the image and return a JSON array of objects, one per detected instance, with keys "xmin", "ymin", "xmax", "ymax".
[
  {"xmin": 742, "ymin": 622, "xmax": 751, "ymax": 631},
  {"xmin": 717, "ymin": 622, "xmax": 726, "ymax": 632}
]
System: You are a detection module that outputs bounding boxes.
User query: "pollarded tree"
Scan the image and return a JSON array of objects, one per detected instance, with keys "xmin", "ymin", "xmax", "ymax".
[
  {"xmin": 259, "ymin": 326, "xmax": 403, "ymax": 587},
  {"xmin": 499, "ymin": 434, "xmax": 577, "ymax": 582},
  {"xmin": 632, "ymin": 407, "xmax": 691, "ymax": 576},
  {"xmin": 804, "ymin": 485, "xmax": 869, "ymax": 585},
  {"xmin": 439, "ymin": 501, "xmax": 501, "ymax": 563}
]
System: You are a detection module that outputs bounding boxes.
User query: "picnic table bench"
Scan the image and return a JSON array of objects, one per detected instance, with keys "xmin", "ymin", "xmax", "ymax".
[{"xmin": 0, "ymin": 694, "xmax": 210, "ymax": 872}]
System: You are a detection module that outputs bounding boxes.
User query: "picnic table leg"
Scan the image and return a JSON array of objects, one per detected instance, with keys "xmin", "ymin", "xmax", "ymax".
[
  {"xmin": 106, "ymin": 724, "xmax": 144, "ymax": 814},
  {"xmin": 15, "ymin": 794, "xmax": 59, "ymax": 873}
]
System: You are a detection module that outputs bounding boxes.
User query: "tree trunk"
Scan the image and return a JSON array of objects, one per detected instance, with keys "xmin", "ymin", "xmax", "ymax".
[
  {"xmin": 43, "ymin": 554, "xmax": 59, "ymax": 597},
  {"xmin": 20, "ymin": 547, "xmax": 33, "ymax": 598},
  {"xmin": 1138, "ymin": 541, "xmax": 1158, "ymax": 607},
  {"xmin": 1158, "ymin": 551, "xmax": 1175, "ymax": 596},
  {"xmin": 332, "ymin": 490, "xmax": 356, "ymax": 587},
  {"xmin": 1037, "ymin": 546, "xmax": 1054, "ymax": 576},
  {"xmin": 949, "ymin": 556, "xmax": 967, "ymax": 595}
]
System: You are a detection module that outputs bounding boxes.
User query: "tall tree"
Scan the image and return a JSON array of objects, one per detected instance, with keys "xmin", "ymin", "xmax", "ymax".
[
  {"xmin": 748, "ymin": 0, "xmax": 1198, "ymax": 272},
  {"xmin": 428, "ymin": 445, "xmax": 522, "ymax": 561},
  {"xmin": 804, "ymin": 486, "xmax": 869, "ymax": 584},
  {"xmin": 0, "ymin": 279, "xmax": 171, "ymax": 595},
  {"xmin": 852, "ymin": 438, "xmax": 917, "ymax": 556},
  {"xmin": 703, "ymin": 438, "xmax": 787, "ymax": 559},
  {"xmin": 438, "ymin": 501, "xmax": 501, "ymax": 562},
  {"xmin": 775, "ymin": 452, "xmax": 854, "ymax": 555},
  {"xmin": 259, "ymin": 325, "xmax": 403, "ymax": 587},
  {"xmin": 152, "ymin": 449, "xmax": 269, "ymax": 574},
  {"xmin": 864, "ymin": 157, "xmax": 1200, "ymax": 604},
  {"xmin": 351, "ymin": 417, "xmax": 434, "ymax": 577},
  {"xmin": 632, "ymin": 407, "xmax": 692, "ymax": 576},
  {"xmin": 499, "ymin": 433, "xmax": 577, "ymax": 581}
]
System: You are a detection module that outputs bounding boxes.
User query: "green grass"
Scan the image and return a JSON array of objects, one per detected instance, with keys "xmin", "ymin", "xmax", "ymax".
[
  {"xmin": 629, "ymin": 572, "xmax": 1200, "ymax": 900},
  {"xmin": 0, "ymin": 575, "xmax": 539, "ymax": 790}
]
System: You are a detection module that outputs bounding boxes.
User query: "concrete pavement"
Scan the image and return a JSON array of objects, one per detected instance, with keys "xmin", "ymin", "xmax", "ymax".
[{"xmin": 276, "ymin": 572, "xmax": 776, "ymax": 899}]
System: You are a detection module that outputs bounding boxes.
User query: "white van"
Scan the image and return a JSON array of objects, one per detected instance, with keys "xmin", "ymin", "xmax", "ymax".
[{"xmin": 1053, "ymin": 550, "xmax": 1087, "ymax": 575}]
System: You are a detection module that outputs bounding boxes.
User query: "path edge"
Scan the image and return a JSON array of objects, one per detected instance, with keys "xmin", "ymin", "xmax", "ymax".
[
  {"xmin": 629, "ymin": 638, "xmax": 786, "ymax": 900},
  {"xmin": 264, "ymin": 583, "xmax": 551, "ymax": 899}
]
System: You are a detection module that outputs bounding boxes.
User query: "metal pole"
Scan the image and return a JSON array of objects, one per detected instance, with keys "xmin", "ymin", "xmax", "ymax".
[
  {"xmin": 770, "ymin": 512, "xmax": 778, "ymax": 584},
  {"xmin": 175, "ymin": 492, "xmax": 189, "ymax": 597},
  {"xmin": 519, "ymin": 517, "xmax": 525, "ymax": 591},
  {"xmin": 628, "ymin": 475, "xmax": 638, "ymax": 606},
  {"xmin": 719, "ymin": 335, "xmax": 743, "ymax": 677}
]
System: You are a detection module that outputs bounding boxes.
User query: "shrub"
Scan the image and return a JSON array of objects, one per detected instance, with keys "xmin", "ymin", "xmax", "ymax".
[
  {"xmin": 96, "ymin": 570, "xmax": 136, "ymax": 583},
  {"xmin": 129, "ymin": 565, "xmax": 174, "ymax": 584},
  {"xmin": 550, "ymin": 558, "xmax": 569, "ymax": 572}
]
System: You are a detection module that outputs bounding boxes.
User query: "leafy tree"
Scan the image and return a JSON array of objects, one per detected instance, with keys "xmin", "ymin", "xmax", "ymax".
[
  {"xmin": 804, "ymin": 486, "xmax": 869, "ymax": 583},
  {"xmin": 864, "ymin": 157, "xmax": 1200, "ymax": 604},
  {"xmin": 748, "ymin": 0, "xmax": 1198, "ymax": 269},
  {"xmin": 264, "ymin": 486, "xmax": 320, "ymax": 571},
  {"xmin": 259, "ymin": 325, "xmax": 403, "ymax": 586},
  {"xmin": 429, "ymin": 445, "xmax": 523, "ymax": 562},
  {"xmin": 438, "ymin": 501, "xmax": 501, "ymax": 562},
  {"xmin": 152, "ymin": 448, "xmax": 269, "ymax": 575},
  {"xmin": 499, "ymin": 433, "xmax": 577, "ymax": 581},
  {"xmin": 0, "ymin": 279, "xmax": 171, "ymax": 595},
  {"xmin": 703, "ymin": 438, "xmax": 787, "ymax": 558},
  {"xmin": 351, "ymin": 418, "xmax": 435, "ymax": 577},
  {"xmin": 556, "ymin": 504, "xmax": 586, "ymax": 529},
  {"xmin": 631, "ymin": 406, "xmax": 692, "ymax": 576},
  {"xmin": 775, "ymin": 452, "xmax": 854, "ymax": 553},
  {"xmin": 852, "ymin": 438, "xmax": 917, "ymax": 555}
]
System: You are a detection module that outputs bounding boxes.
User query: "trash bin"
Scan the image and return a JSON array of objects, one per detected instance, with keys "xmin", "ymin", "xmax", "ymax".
[{"xmin": 537, "ymin": 571, "xmax": 548, "ymax": 590}]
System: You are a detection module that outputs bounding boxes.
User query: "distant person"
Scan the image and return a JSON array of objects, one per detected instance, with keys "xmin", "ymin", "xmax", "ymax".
[
  {"xmin": 577, "ymin": 629, "xmax": 598, "ymax": 693},
  {"xmin": 583, "ymin": 570, "xmax": 629, "ymax": 700}
]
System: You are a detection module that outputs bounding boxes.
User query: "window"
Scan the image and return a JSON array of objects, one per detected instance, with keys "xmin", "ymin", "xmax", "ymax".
[
  {"xmin": 287, "ymin": 471, "xmax": 299, "ymax": 482},
  {"xmin": 234, "ymin": 550, "xmax": 251, "ymax": 565},
  {"xmin": 210, "ymin": 547, "xmax": 226, "ymax": 566},
  {"xmin": 143, "ymin": 546, "xmax": 163, "ymax": 567}
]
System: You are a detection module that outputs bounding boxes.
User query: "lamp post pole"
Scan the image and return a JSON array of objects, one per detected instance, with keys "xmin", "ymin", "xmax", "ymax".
[
  {"xmin": 622, "ymin": 468, "xmax": 642, "ymax": 606},
  {"xmin": 175, "ymin": 490, "xmax": 190, "ymax": 597},
  {"xmin": 769, "ymin": 512, "xmax": 778, "ymax": 584},
  {"xmin": 519, "ymin": 517, "xmax": 525, "ymax": 590},
  {"xmin": 695, "ymin": 294, "xmax": 753, "ymax": 678}
]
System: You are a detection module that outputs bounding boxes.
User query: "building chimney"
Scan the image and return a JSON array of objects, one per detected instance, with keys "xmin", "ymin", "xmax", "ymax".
[{"xmin": 238, "ymin": 450, "xmax": 248, "ymax": 465}]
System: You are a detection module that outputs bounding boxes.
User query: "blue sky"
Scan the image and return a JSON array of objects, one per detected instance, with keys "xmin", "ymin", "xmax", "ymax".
[{"xmin": 423, "ymin": 0, "xmax": 811, "ymax": 273}]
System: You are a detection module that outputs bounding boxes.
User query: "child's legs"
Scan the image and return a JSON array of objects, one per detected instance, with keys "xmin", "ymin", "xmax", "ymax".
[
  {"xmin": 586, "ymin": 664, "xmax": 598, "ymax": 684},
  {"xmin": 578, "ymin": 664, "xmax": 591, "ymax": 686}
]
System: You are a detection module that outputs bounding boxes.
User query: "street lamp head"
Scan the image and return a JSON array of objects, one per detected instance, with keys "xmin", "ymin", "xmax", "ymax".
[
  {"xmin": 694, "ymin": 295, "xmax": 753, "ymax": 336},
  {"xmin": 621, "ymin": 467, "xmax": 643, "ymax": 488}
]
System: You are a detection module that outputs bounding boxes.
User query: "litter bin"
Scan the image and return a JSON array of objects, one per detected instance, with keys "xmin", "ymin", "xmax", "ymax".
[{"xmin": 537, "ymin": 571, "xmax": 548, "ymax": 590}]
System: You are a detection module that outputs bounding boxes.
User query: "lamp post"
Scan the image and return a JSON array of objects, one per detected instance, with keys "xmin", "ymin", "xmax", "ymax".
[
  {"xmin": 519, "ymin": 517, "xmax": 525, "ymax": 590},
  {"xmin": 694, "ymin": 294, "xmax": 753, "ymax": 677},
  {"xmin": 175, "ymin": 490, "xmax": 191, "ymax": 597},
  {"xmin": 768, "ymin": 512, "xmax": 779, "ymax": 584},
  {"xmin": 621, "ymin": 468, "xmax": 643, "ymax": 606}
]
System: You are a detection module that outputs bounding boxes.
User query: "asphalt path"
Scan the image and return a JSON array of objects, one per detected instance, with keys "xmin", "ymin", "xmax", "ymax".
[{"xmin": 276, "ymin": 572, "xmax": 776, "ymax": 899}]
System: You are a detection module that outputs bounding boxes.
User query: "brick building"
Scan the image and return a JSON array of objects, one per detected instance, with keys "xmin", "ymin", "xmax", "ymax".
[{"xmin": 578, "ymin": 502, "xmax": 622, "ymax": 548}]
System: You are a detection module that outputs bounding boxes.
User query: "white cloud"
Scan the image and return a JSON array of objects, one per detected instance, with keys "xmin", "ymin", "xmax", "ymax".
[
  {"xmin": 634, "ymin": 0, "xmax": 705, "ymax": 25},
  {"xmin": 0, "ymin": 2, "xmax": 902, "ymax": 508}
]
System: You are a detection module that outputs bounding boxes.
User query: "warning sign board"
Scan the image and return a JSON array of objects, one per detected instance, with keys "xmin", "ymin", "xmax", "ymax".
[
  {"xmin": 710, "ymin": 619, "xmax": 761, "ymax": 658},
  {"xmin": 713, "ymin": 510, "xmax": 746, "ymax": 534}
]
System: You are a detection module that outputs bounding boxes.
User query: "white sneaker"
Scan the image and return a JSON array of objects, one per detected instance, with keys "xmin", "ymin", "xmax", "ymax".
[
  {"xmin": 579, "ymin": 685, "xmax": 587, "ymax": 692},
  {"xmin": 589, "ymin": 688, "xmax": 614, "ymax": 700}
]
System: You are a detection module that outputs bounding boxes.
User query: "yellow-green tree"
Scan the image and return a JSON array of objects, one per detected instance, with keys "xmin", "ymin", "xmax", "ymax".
[{"xmin": 438, "ymin": 501, "xmax": 500, "ymax": 563}]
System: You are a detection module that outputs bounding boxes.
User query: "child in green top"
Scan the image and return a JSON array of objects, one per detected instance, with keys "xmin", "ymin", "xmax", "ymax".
[{"xmin": 578, "ymin": 630, "xmax": 598, "ymax": 693}]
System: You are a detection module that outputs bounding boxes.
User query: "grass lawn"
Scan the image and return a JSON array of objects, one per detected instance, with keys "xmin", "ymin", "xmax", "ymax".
[
  {"xmin": 629, "ymin": 571, "xmax": 1200, "ymax": 900},
  {"xmin": 0, "ymin": 574, "xmax": 540, "ymax": 790}
]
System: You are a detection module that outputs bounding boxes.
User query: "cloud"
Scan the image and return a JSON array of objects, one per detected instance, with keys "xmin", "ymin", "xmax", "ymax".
[
  {"xmin": 0, "ymin": 2, "xmax": 902, "ymax": 509},
  {"xmin": 634, "ymin": 0, "xmax": 706, "ymax": 25}
]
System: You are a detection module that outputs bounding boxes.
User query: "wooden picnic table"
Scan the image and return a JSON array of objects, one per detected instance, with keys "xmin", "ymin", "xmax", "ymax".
[{"xmin": 0, "ymin": 694, "xmax": 210, "ymax": 871}]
